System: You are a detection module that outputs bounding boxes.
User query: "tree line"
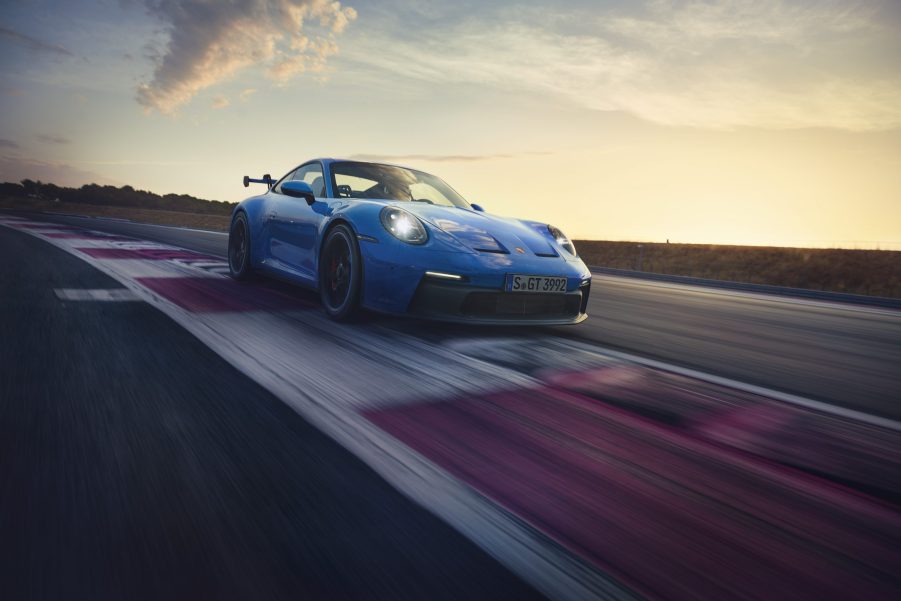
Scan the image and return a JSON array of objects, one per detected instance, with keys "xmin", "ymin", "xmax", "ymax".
[{"xmin": 1, "ymin": 179, "xmax": 234, "ymax": 216}]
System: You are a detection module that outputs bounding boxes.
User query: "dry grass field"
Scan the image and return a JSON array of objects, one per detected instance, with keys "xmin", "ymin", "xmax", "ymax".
[
  {"xmin": 0, "ymin": 198, "xmax": 231, "ymax": 231},
  {"xmin": 576, "ymin": 240, "xmax": 901, "ymax": 298}
]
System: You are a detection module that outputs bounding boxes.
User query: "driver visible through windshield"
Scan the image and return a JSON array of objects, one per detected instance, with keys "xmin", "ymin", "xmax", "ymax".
[{"xmin": 330, "ymin": 161, "xmax": 470, "ymax": 209}]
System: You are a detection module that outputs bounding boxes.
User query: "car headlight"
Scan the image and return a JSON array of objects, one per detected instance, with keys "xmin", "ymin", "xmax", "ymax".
[
  {"xmin": 548, "ymin": 225, "xmax": 576, "ymax": 255},
  {"xmin": 380, "ymin": 206, "xmax": 428, "ymax": 245}
]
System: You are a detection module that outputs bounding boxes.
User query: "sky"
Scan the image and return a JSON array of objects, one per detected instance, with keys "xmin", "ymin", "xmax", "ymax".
[{"xmin": 1, "ymin": 0, "xmax": 900, "ymax": 247}]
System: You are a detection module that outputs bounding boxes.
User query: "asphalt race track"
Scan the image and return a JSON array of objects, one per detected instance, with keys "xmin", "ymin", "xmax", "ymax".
[
  {"xmin": 2, "ymin": 211, "xmax": 900, "ymax": 601},
  {"xmin": 0, "ymin": 223, "xmax": 543, "ymax": 601}
]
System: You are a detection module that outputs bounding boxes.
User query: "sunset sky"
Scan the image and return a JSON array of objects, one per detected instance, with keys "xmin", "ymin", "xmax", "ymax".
[{"xmin": 1, "ymin": 0, "xmax": 900, "ymax": 247}]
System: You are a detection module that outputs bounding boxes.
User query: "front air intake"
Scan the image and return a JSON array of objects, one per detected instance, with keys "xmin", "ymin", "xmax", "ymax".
[{"xmin": 462, "ymin": 292, "xmax": 581, "ymax": 317}]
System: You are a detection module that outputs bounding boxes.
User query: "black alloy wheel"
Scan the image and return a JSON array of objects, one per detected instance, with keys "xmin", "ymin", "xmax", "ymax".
[{"xmin": 319, "ymin": 224, "xmax": 361, "ymax": 320}]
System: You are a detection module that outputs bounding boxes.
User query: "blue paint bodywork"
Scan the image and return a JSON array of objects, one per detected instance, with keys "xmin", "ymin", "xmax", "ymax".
[{"xmin": 232, "ymin": 158, "xmax": 592, "ymax": 322}]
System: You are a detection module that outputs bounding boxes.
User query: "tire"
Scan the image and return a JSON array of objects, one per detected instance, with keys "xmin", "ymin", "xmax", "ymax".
[
  {"xmin": 228, "ymin": 212, "xmax": 254, "ymax": 280},
  {"xmin": 319, "ymin": 224, "xmax": 362, "ymax": 321}
]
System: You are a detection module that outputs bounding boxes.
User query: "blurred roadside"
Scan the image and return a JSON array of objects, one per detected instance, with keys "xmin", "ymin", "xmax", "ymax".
[
  {"xmin": 0, "ymin": 196, "xmax": 230, "ymax": 231},
  {"xmin": 577, "ymin": 240, "xmax": 901, "ymax": 299}
]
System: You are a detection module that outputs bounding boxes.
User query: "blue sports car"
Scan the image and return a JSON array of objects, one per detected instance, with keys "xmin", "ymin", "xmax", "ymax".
[{"xmin": 229, "ymin": 159, "xmax": 591, "ymax": 324}]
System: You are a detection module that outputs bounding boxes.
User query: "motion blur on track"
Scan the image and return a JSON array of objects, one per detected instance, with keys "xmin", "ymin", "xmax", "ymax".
[{"xmin": 3, "ymin": 212, "xmax": 900, "ymax": 601}]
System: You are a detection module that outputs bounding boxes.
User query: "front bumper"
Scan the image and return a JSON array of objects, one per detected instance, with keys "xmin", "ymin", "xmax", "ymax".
[
  {"xmin": 407, "ymin": 278, "xmax": 590, "ymax": 325},
  {"xmin": 358, "ymin": 235, "xmax": 591, "ymax": 324}
]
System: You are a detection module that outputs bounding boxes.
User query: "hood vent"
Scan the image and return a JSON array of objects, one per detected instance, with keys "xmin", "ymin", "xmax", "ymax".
[
  {"xmin": 431, "ymin": 219, "xmax": 510, "ymax": 254},
  {"xmin": 415, "ymin": 212, "xmax": 557, "ymax": 256}
]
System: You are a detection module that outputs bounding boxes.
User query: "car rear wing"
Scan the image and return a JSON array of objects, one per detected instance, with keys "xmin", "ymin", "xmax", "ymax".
[{"xmin": 243, "ymin": 174, "xmax": 276, "ymax": 188}]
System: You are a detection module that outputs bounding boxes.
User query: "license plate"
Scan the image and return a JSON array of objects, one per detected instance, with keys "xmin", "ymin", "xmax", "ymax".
[{"xmin": 505, "ymin": 274, "xmax": 568, "ymax": 293}]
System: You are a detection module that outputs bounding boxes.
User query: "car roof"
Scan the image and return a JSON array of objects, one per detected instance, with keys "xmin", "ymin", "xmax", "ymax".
[{"xmin": 316, "ymin": 158, "xmax": 415, "ymax": 171}]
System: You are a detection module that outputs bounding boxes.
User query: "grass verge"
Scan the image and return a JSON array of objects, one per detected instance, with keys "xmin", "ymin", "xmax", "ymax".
[
  {"xmin": 575, "ymin": 240, "xmax": 901, "ymax": 299},
  {"xmin": 0, "ymin": 198, "xmax": 231, "ymax": 231}
]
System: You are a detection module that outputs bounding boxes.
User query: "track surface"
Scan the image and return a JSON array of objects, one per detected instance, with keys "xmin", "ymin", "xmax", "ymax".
[
  {"xmin": 3, "ymin": 212, "xmax": 900, "ymax": 601},
  {"xmin": 22, "ymin": 212, "xmax": 901, "ymax": 420},
  {"xmin": 0, "ymin": 226, "xmax": 542, "ymax": 600}
]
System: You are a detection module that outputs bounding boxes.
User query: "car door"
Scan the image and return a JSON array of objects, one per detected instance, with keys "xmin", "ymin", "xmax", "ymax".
[{"xmin": 268, "ymin": 162, "xmax": 328, "ymax": 282}]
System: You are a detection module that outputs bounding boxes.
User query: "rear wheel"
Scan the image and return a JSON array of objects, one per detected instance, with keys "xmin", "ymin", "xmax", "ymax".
[
  {"xmin": 228, "ymin": 212, "xmax": 254, "ymax": 280},
  {"xmin": 319, "ymin": 224, "xmax": 361, "ymax": 321}
]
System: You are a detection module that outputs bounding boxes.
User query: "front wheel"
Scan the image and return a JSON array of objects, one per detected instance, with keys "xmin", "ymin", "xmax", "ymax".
[
  {"xmin": 319, "ymin": 224, "xmax": 362, "ymax": 321},
  {"xmin": 228, "ymin": 212, "xmax": 254, "ymax": 280}
]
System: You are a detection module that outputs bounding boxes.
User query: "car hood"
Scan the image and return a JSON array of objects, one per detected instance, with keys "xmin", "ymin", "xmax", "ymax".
[{"xmin": 399, "ymin": 203, "xmax": 558, "ymax": 257}]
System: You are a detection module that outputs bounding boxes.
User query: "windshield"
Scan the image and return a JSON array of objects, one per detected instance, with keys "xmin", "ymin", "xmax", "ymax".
[{"xmin": 330, "ymin": 161, "xmax": 469, "ymax": 208}]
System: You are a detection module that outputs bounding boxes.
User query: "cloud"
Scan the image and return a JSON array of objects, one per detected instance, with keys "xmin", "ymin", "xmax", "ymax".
[
  {"xmin": 239, "ymin": 88, "xmax": 257, "ymax": 102},
  {"xmin": 0, "ymin": 139, "xmax": 19, "ymax": 149},
  {"xmin": 345, "ymin": 1, "xmax": 901, "ymax": 131},
  {"xmin": 36, "ymin": 134, "xmax": 70, "ymax": 145},
  {"xmin": 0, "ymin": 26, "xmax": 73, "ymax": 57},
  {"xmin": 136, "ymin": 0, "xmax": 356, "ymax": 114},
  {"xmin": 211, "ymin": 95, "xmax": 230, "ymax": 109}
]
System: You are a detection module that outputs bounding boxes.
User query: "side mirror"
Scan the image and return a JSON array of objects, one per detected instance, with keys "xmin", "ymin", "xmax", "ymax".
[
  {"xmin": 282, "ymin": 181, "xmax": 316, "ymax": 205},
  {"xmin": 471, "ymin": 203, "xmax": 485, "ymax": 212}
]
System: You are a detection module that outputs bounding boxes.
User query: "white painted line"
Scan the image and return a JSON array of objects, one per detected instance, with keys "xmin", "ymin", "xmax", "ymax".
[
  {"xmin": 181, "ymin": 261, "xmax": 228, "ymax": 269},
  {"xmin": 60, "ymin": 215, "xmax": 228, "ymax": 236},
  {"xmin": 80, "ymin": 259, "xmax": 219, "ymax": 279},
  {"xmin": 54, "ymin": 288, "xmax": 141, "ymax": 302},
  {"xmin": 562, "ymin": 337, "xmax": 901, "ymax": 433},
  {"xmin": 115, "ymin": 220, "xmax": 228, "ymax": 235}
]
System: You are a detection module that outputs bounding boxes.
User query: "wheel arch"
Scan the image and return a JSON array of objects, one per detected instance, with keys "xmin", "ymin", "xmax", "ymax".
[
  {"xmin": 317, "ymin": 217, "xmax": 357, "ymax": 262},
  {"xmin": 230, "ymin": 206, "xmax": 248, "ymax": 226}
]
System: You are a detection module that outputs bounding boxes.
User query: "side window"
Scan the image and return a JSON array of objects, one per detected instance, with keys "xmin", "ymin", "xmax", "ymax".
[
  {"xmin": 293, "ymin": 163, "xmax": 325, "ymax": 198},
  {"xmin": 273, "ymin": 163, "xmax": 325, "ymax": 196}
]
